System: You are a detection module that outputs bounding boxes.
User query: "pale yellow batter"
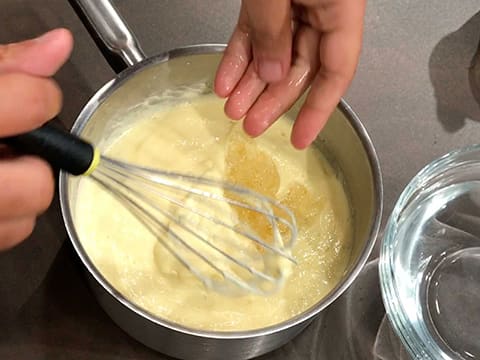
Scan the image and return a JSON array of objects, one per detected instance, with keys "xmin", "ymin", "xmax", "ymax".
[{"xmin": 74, "ymin": 95, "xmax": 352, "ymax": 331}]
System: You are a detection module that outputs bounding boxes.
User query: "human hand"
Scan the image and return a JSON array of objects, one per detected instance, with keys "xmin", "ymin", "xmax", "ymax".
[
  {"xmin": 0, "ymin": 28, "xmax": 73, "ymax": 250},
  {"xmin": 214, "ymin": 0, "xmax": 365, "ymax": 149}
]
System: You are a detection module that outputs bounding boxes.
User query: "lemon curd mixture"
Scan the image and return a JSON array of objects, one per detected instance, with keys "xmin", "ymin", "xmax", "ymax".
[{"xmin": 75, "ymin": 95, "xmax": 353, "ymax": 331}]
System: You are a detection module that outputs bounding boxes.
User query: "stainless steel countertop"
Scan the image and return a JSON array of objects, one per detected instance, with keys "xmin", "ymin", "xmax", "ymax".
[{"xmin": 0, "ymin": 0, "xmax": 479, "ymax": 359}]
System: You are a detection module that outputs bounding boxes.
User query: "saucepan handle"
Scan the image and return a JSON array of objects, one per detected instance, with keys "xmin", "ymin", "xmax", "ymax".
[{"xmin": 67, "ymin": 0, "xmax": 147, "ymax": 73}]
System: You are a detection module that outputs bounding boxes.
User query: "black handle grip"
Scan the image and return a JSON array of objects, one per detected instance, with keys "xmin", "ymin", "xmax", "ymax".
[{"xmin": 2, "ymin": 123, "xmax": 95, "ymax": 176}]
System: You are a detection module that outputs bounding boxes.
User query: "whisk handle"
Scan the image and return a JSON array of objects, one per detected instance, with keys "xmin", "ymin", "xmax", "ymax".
[{"xmin": 2, "ymin": 123, "xmax": 96, "ymax": 176}]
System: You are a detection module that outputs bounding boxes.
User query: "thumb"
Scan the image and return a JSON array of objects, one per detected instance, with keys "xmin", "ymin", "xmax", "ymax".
[
  {"xmin": 0, "ymin": 28, "xmax": 74, "ymax": 77},
  {"xmin": 243, "ymin": 0, "xmax": 292, "ymax": 83}
]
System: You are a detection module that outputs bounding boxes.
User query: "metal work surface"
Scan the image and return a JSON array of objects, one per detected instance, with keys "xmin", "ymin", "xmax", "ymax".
[{"xmin": 0, "ymin": 1, "xmax": 479, "ymax": 359}]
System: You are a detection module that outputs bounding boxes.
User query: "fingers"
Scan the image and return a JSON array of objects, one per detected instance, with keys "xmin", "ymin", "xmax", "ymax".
[
  {"xmin": 224, "ymin": 63, "xmax": 267, "ymax": 119},
  {"xmin": 0, "ymin": 156, "xmax": 55, "ymax": 219},
  {"xmin": 0, "ymin": 217, "xmax": 36, "ymax": 251},
  {"xmin": 214, "ymin": 6, "xmax": 251, "ymax": 98},
  {"xmin": 290, "ymin": 35, "xmax": 357, "ymax": 149},
  {"xmin": 0, "ymin": 156, "xmax": 54, "ymax": 251},
  {"xmin": 291, "ymin": 1, "xmax": 365, "ymax": 149},
  {"xmin": 243, "ymin": 0, "xmax": 293, "ymax": 82},
  {"xmin": 242, "ymin": 26, "xmax": 320, "ymax": 137},
  {"xmin": 0, "ymin": 28, "xmax": 73, "ymax": 77},
  {"xmin": 215, "ymin": 0, "xmax": 293, "ymax": 98},
  {"xmin": 0, "ymin": 29, "xmax": 70, "ymax": 250},
  {"xmin": 0, "ymin": 29, "xmax": 69, "ymax": 136},
  {"xmin": 0, "ymin": 73, "xmax": 62, "ymax": 136}
]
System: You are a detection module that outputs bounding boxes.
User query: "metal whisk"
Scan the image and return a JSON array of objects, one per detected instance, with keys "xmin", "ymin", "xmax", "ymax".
[{"xmin": 3, "ymin": 123, "xmax": 298, "ymax": 295}]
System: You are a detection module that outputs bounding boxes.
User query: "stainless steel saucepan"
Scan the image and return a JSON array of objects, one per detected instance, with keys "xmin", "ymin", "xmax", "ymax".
[{"xmin": 60, "ymin": 0, "xmax": 383, "ymax": 359}]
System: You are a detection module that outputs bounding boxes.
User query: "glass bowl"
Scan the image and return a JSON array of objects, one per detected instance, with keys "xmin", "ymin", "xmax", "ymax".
[{"xmin": 380, "ymin": 144, "xmax": 480, "ymax": 360}]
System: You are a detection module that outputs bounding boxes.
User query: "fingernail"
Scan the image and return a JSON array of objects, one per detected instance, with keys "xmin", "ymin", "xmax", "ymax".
[
  {"xmin": 257, "ymin": 60, "xmax": 283, "ymax": 83},
  {"xmin": 34, "ymin": 29, "xmax": 59, "ymax": 44}
]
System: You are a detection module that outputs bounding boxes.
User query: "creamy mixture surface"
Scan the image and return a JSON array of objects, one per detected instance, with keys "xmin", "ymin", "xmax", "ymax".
[{"xmin": 75, "ymin": 95, "xmax": 352, "ymax": 331}]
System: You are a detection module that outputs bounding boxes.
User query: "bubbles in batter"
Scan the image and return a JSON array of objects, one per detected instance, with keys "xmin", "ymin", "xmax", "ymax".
[{"xmin": 74, "ymin": 95, "xmax": 352, "ymax": 331}]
